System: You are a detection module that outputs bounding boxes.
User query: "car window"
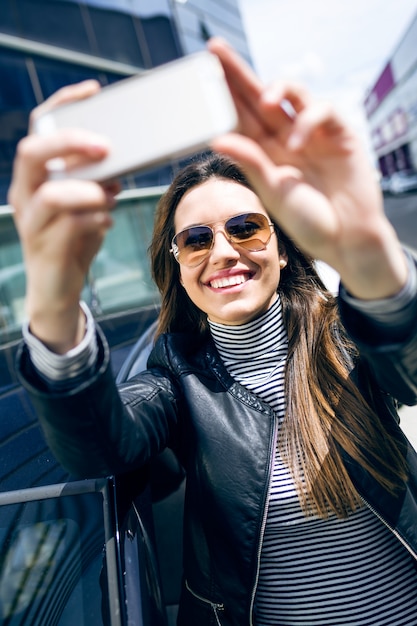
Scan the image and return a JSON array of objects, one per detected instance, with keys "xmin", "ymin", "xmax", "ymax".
[
  {"xmin": 0, "ymin": 188, "xmax": 163, "ymax": 345},
  {"xmin": 0, "ymin": 207, "xmax": 25, "ymax": 340},
  {"xmin": 0, "ymin": 479, "xmax": 118, "ymax": 626}
]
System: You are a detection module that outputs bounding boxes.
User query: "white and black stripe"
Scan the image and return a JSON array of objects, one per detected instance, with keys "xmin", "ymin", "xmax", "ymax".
[
  {"xmin": 209, "ymin": 296, "xmax": 417, "ymax": 625},
  {"xmin": 209, "ymin": 297, "xmax": 287, "ymax": 418},
  {"xmin": 24, "ymin": 302, "xmax": 98, "ymax": 391}
]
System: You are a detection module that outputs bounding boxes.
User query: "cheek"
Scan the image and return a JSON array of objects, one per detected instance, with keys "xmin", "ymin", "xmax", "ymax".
[{"xmin": 179, "ymin": 269, "xmax": 199, "ymax": 295}]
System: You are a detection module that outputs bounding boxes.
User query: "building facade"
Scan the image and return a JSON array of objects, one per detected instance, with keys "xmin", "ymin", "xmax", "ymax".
[
  {"xmin": 0, "ymin": 0, "xmax": 251, "ymax": 204},
  {"xmin": 364, "ymin": 11, "xmax": 417, "ymax": 178}
]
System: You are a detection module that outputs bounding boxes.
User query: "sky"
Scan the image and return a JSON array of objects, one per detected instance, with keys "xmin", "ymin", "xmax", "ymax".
[{"xmin": 238, "ymin": 0, "xmax": 417, "ymax": 147}]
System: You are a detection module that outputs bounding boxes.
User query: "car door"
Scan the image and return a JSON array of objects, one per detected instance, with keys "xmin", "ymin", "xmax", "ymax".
[{"xmin": 0, "ymin": 190, "xmax": 169, "ymax": 625}]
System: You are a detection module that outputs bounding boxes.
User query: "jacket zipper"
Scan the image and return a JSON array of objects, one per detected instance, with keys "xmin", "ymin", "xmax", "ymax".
[
  {"xmin": 361, "ymin": 495, "xmax": 417, "ymax": 561},
  {"xmin": 248, "ymin": 414, "xmax": 278, "ymax": 626},
  {"xmin": 185, "ymin": 579, "xmax": 225, "ymax": 625}
]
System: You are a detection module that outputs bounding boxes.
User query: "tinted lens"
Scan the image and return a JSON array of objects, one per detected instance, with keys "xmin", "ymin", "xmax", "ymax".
[
  {"xmin": 225, "ymin": 213, "xmax": 272, "ymax": 250},
  {"xmin": 172, "ymin": 225, "xmax": 213, "ymax": 266},
  {"xmin": 171, "ymin": 213, "xmax": 273, "ymax": 267}
]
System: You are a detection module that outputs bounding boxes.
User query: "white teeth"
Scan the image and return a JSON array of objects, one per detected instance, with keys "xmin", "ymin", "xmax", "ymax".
[{"xmin": 210, "ymin": 275, "xmax": 248, "ymax": 289}]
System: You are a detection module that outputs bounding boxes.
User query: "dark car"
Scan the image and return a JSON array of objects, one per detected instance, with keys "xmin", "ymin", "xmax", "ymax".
[{"xmin": 0, "ymin": 189, "xmax": 184, "ymax": 626}]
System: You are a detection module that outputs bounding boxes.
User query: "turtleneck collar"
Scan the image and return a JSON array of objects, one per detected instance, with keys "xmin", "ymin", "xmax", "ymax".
[
  {"xmin": 207, "ymin": 295, "xmax": 287, "ymax": 414},
  {"xmin": 208, "ymin": 295, "xmax": 287, "ymax": 363}
]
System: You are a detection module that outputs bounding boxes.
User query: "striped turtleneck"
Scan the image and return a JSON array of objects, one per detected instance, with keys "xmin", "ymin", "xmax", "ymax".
[
  {"xmin": 208, "ymin": 294, "xmax": 417, "ymax": 625},
  {"xmin": 208, "ymin": 295, "xmax": 287, "ymax": 419}
]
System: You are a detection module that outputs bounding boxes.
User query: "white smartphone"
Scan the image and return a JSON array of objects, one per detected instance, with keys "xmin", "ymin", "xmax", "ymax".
[{"xmin": 33, "ymin": 51, "xmax": 238, "ymax": 182}]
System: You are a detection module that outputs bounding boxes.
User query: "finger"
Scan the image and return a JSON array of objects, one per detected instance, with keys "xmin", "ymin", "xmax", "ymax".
[
  {"xmin": 208, "ymin": 37, "xmax": 274, "ymax": 135},
  {"xmin": 24, "ymin": 211, "xmax": 113, "ymax": 261},
  {"xmin": 54, "ymin": 207, "xmax": 114, "ymax": 240},
  {"xmin": 102, "ymin": 180, "xmax": 122, "ymax": 196},
  {"xmin": 211, "ymin": 133, "xmax": 281, "ymax": 202},
  {"xmin": 207, "ymin": 41, "xmax": 269, "ymax": 139},
  {"xmin": 9, "ymin": 129, "xmax": 110, "ymax": 208},
  {"xmin": 258, "ymin": 81, "xmax": 310, "ymax": 139},
  {"xmin": 28, "ymin": 178, "xmax": 117, "ymax": 232},
  {"xmin": 208, "ymin": 38, "xmax": 263, "ymax": 103},
  {"xmin": 209, "ymin": 39, "xmax": 297, "ymax": 139},
  {"xmin": 262, "ymin": 82, "xmax": 312, "ymax": 115},
  {"xmin": 242, "ymin": 81, "xmax": 317, "ymax": 147},
  {"xmin": 285, "ymin": 101, "xmax": 352, "ymax": 153},
  {"xmin": 229, "ymin": 85, "xmax": 267, "ymax": 139},
  {"xmin": 29, "ymin": 80, "xmax": 101, "ymax": 132}
]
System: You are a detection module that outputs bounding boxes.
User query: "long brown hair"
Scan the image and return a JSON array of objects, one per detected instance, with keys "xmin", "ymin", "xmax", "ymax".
[{"xmin": 150, "ymin": 153, "xmax": 408, "ymax": 518}]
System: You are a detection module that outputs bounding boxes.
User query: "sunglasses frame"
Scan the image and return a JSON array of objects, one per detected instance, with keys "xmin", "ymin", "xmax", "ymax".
[{"xmin": 170, "ymin": 212, "xmax": 275, "ymax": 268}]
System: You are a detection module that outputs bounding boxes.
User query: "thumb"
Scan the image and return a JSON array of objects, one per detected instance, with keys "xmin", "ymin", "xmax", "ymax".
[{"xmin": 211, "ymin": 133, "xmax": 276, "ymax": 199}]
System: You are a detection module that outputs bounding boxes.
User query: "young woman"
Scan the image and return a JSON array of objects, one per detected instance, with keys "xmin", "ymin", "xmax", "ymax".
[{"xmin": 10, "ymin": 39, "xmax": 417, "ymax": 625}]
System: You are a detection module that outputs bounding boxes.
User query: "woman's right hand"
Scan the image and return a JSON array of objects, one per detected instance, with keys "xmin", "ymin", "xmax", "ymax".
[
  {"xmin": 209, "ymin": 38, "xmax": 408, "ymax": 301},
  {"xmin": 8, "ymin": 81, "xmax": 119, "ymax": 353}
]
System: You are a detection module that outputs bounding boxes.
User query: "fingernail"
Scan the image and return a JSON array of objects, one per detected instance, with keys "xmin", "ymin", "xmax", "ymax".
[
  {"xmin": 84, "ymin": 137, "xmax": 110, "ymax": 156},
  {"xmin": 287, "ymin": 132, "xmax": 302, "ymax": 150},
  {"xmin": 105, "ymin": 190, "xmax": 118, "ymax": 206},
  {"xmin": 263, "ymin": 85, "xmax": 281, "ymax": 105},
  {"xmin": 86, "ymin": 143, "xmax": 109, "ymax": 156}
]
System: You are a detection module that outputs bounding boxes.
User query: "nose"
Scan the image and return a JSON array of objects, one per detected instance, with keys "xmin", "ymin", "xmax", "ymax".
[{"xmin": 209, "ymin": 228, "xmax": 240, "ymax": 263}]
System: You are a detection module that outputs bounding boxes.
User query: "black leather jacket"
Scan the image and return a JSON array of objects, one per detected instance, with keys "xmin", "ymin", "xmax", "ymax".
[{"xmin": 17, "ymin": 288, "xmax": 417, "ymax": 626}]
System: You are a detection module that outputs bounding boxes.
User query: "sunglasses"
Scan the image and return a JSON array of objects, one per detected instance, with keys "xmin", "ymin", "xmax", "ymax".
[{"xmin": 170, "ymin": 212, "xmax": 275, "ymax": 268}]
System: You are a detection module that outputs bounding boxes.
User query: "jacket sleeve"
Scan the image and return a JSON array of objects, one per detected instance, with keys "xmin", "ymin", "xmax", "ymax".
[
  {"xmin": 16, "ymin": 327, "xmax": 180, "ymax": 479},
  {"xmin": 338, "ymin": 251, "xmax": 417, "ymax": 406}
]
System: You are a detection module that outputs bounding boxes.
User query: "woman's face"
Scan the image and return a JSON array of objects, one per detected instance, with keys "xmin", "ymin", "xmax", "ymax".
[{"xmin": 174, "ymin": 179, "xmax": 287, "ymax": 326}]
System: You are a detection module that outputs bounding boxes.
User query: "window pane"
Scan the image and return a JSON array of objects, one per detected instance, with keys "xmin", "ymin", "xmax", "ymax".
[
  {"xmin": 88, "ymin": 6, "xmax": 145, "ymax": 67},
  {"xmin": 0, "ymin": 49, "xmax": 35, "ymax": 110},
  {"xmin": 15, "ymin": 0, "xmax": 91, "ymax": 54},
  {"xmin": 141, "ymin": 16, "xmax": 181, "ymax": 66},
  {"xmin": 0, "ymin": 0, "xmax": 19, "ymax": 35},
  {"xmin": 175, "ymin": 0, "xmax": 244, "ymax": 32},
  {"xmin": 82, "ymin": 196, "xmax": 160, "ymax": 315},
  {"xmin": 34, "ymin": 56, "xmax": 104, "ymax": 98},
  {"xmin": 0, "ymin": 492, "xmax": 109, "ymax": 625},
  {"xmin": 0, "ymin": 192, "xmax": 162, "ymax": 340},
  {"xmin": 0, "ymin": 50, "xmax": 36, "ymax": 205},
  {"xmin": 131, "ymin": 163, "xmax": 175, "ymax": 188},
  {"xmin": 0, "ymin": 214, "xmax": 26, "ymax": 339}
]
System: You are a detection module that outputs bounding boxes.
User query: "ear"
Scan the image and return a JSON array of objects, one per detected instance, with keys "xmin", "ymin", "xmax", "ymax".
[{"xmin": 279, "ymin": 245, "xmax": 288, "ymax": 269}]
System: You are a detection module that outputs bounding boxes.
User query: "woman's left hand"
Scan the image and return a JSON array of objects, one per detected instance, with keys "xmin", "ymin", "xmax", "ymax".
[{"xmin": 208, "ymin": 38, "xmax": 408, "ymax": 300}]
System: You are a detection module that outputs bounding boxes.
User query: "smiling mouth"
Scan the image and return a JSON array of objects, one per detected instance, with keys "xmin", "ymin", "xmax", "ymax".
[{"xmin": 209, "ymin": 274, "xmax": 251, "ymax": 289}]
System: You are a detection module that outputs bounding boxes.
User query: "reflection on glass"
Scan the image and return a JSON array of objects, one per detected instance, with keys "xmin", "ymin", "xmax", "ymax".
[
  {"xmin": 81, "ymin": 196, "xmax": 160, "ymax": 315},
  {"xmin": 0, "ymin": 519, "xmax": 85, "ymax": 624},
  {"xmin": 1, "ymin": 521, "xmax": 68, "ymax": 618},
  {"xmin": 0, "ymin": 491, "xmax": 108, "ymax": 625},
  {"xmin": 0, "ymin": 214, "xmax": 26, "ymax": 338},
  {"xmin": 0, "ymin": 193, "xmax": 161, "ymax": 341},
  {"xmin": 15, "ymin": 0, "xmax": 90, "ymax": 54}
]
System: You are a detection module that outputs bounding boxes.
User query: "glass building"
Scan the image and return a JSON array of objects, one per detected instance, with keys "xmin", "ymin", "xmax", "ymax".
[{"xmin": 0, "ymin": 0, "xmax": 252, "ymax": 204}]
